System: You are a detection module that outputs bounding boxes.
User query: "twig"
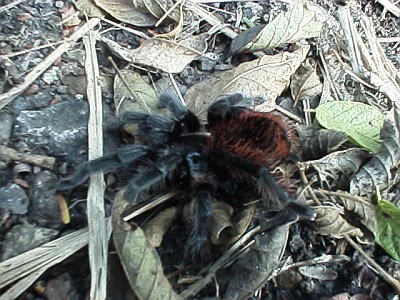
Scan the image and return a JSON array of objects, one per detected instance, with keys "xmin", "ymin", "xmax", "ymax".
[
  {"xmin": 344, "ymin": 235, "xmax": 400, "ymax": 294},
  {"xmin": 0, "ymin": 146, "xmax": 55, "ymax": 170}
]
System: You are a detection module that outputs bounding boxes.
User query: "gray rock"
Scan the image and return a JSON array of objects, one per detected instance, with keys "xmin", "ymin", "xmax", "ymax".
[
  {"xmin": 0, "ymin": 113, "xmax": 13, "ymax": 144},
  {"xmin": 0, "ymin": 223, "xmax": 58, "ymax": 261},
  {"xmin": 0, "ymin": 183, "xmax": 29, "ymax": 214},
  {"xmin": 14, "ymin": 100, "xmax": 89, "ymax": 159},
  {"xmin": 29, "ymin": 170, "xmax": 61, "ymax": 228}
]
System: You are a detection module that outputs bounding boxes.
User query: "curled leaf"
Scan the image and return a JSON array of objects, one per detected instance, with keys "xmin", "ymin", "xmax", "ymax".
[
  {"xmin": 143, "ymin": 207, "xmax": 178, "ymax": 248},
  {"xmin": 290, "ymin": 58, "xmax": 323, "ymax": 104},
  {"xmin": 297, "ymin": 125, "xmax": 348, "ymax": 160},
  {"xmin": 222, "ymin": 225, "xmax": 290, "ymax": 299},
  {"xmin": 313, "ymin": 206, "xmax": 363, "ymax": 239},
  {"xmin": 298, "ymin": 148, "xmax": 368, "ymax": 190}
]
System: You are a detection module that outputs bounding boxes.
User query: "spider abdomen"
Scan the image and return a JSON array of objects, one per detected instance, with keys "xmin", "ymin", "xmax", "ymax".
[{"xmin": 209, "ymin": 110, "xmax": 297, "ymax": 168}]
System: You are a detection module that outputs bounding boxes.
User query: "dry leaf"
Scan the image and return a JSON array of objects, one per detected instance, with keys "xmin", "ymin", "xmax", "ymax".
[
  {"xmin": 298, "ymin": 148, "xmax": 368, "ymax": 190},
  {"xmin": 100, "ymin": 36, "xmax": 204, "ymax": 73},
  {"xmin": 112, "ymin": 190, "xmax": 179, "ymax": 300},
  {"xmin": 94, "ymin": 0, "xmax": 158, "ymax": 26},
  {"xmin": 341, "ymin": 196, "xmax": 376, "ymax": 239},
  {"xmin": 297, "ymin": 125, "xmax": 348, "ymax": 161},
  {"xmin": 230, "ymin": 1, "xmax": 324, "ymax": 53},
  {"xmin": 313, "ymin": 206, "xmax": 363, "ymax": 238},
  {"xmin": 143, "ymin": 207, "xmax": 178, "ymax": 248},
  {"xmin": 222, "ymin": 225, "xmax": 290, "ymax": 299},
  {"xmin": 76, "ymin": 0, "xmax": 105, "ymax": 18},
  {"xmin": 290, "ymin": 58, "xmax": 323, "ymax": 104},
  {"xmin": 113, "ymin": 70, "xmax": 159, "ymax": 113},
  {"xmin": 186, "ymin": 45, "xmax": 310, "ymax": 119}
]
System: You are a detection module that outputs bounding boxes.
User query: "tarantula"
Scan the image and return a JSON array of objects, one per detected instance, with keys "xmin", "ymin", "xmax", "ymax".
[{"xmin": 58, "ymin": 93, "xmax": 314, "ymax": 259}]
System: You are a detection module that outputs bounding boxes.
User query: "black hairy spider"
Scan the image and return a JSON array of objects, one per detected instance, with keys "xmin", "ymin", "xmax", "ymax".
[{"xmin": 58, "ymin": 93, "xmax": 315, "ymax": 259}]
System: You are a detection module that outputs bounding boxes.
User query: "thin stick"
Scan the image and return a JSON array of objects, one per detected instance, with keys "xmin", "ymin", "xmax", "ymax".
[
  {"xmin": 0, "ymin": 145, "xmax": 55, "ymax": 170},
  {"xmin": 344, "ymin": 235, "xmax": 400, "ymax": 294}
]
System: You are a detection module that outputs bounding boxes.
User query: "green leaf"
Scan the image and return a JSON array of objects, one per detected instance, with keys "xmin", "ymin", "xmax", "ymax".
[
  {"xmin": 375, "ymin": 199, "xmax": 400, "ymax": 261},
  {"xmin": 315, "ymin": 101, "xmax": 385, "ymax": 153}
]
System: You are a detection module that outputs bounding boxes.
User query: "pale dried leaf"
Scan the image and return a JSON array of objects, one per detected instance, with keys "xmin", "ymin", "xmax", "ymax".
[
  {"xmin": 112, "ymin": 190, "xmax": 179, "ymax": 300},
  {"xmin": 313, "ymin": 206, "xmax": 363, "ymax": 238},
  {"xmin": 298, "ymin": 266, "xmax": 338, "ymax": 280},
  {"xmin": 341, "ymin": 196, "xmax": 376, "ymax": 238},
  {"xmin": 231, "ymin": 1, "xmax": 324, "ymax": 53},
  {"xmin": 94, "ymin": 0, "xmax": 158, "ymax": 26},
  {"xmin": 290, "ymin": 58, "xmax": 323, "ymax": 103},
  {"xmin": 114, "ymin": 70, "xmax": 159, "ymax": 114},
  {"xmin": 76, "ymin": 0, "xmax": 105, "ymax": 18},
  {"xmin": 143, "ymin": 207, "xmax": 178, "ymax": 248},
  {"xmin": 100, "ymin": 36, "xmax": 203, "ymax": 73},
  {"xmin": 186, "ymin": 45, "xmax": 310, "ymax": 119}
]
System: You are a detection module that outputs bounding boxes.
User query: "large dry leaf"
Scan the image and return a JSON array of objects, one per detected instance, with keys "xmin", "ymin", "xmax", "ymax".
[
  {"xmin": 112, "ymin": 190, "xmax": 179, "ymax": 300},
  {"xmin": 350, "ymin": 112, "xmax": 400, "ymax": 196},
  {"xmin": 94, "ymin": 0, "xmax": 158, "ymax": 26},
  {"xmin": 100, "ymin": 35, "xmax": 204, "ymax": 73},
  {"xmin": 222, "ymin": 225, "xmax": 289, "ymax": 299},
  {"xmin": 185, "ymin": 45, "xmax": 310, "ymax": 118},
  {"xmin": 313, "ymin": 206, "xmax": 363, "ymax": 238},
  {"xmin": 230, "ymin": 1, "xmax": 324, "ymax": 54},
  {"xmin": 298, "ymin": 148, "xmax": 368, "ymax": 190}
]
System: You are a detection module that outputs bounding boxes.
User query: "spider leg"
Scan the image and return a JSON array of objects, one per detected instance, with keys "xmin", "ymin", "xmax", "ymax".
[
  {"xmin": 210, "ymin": 148, "xmax": 289, "ymax": 209},
  {"xmin": 158, "ymin": 94, "xmax": 200, "ymax": 132},
  {"xmin": 57, "ymin": 144, "xmax": 152, "ymax": 190},
  {"xmin": 187, "ymin": 188, "xmax": 213, "ymax": 261},
  {"xmin": 123, "ymin": 152, "xmax": 183, "ymax": 203},
  {"xmin": 210, "ymin": 149, "xmax": 315, "ymax": 221},
  {"xmin": 207, "ymin": 93, "xmax": 249, "ymax": 127}
]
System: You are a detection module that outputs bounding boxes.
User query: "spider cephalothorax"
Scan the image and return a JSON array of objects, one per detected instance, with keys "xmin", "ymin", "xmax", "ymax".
[{"xmin": 58, "ymin": 93, "xmax": 314, "ymax": 259}]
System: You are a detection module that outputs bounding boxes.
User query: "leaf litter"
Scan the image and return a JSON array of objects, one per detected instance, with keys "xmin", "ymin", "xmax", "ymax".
[{"xmin": 0, "ymin": 0, "xmax": 400, "ymax": 299}]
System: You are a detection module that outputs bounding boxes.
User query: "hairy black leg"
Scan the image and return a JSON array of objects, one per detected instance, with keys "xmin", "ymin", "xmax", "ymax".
[
  {"xmin": 123, "ymin": 152, "xmax": 183, "ymax": 203},
  {"xmin": 207, "ymin": 93, "xmax": 249, "ymax": 127},
  {"xmin": 187, "ymin": 188, "xmax": 214, "ymax": 261},
  {"xmin": 158, "ymin": 94, "xmax": 200, "ymax": 132},
  {"xmin": 210, "ymin": 148, "xmax": 315, "ymax": 223},
  {"xmin": 210, "ymin": 148, "xmax": 289, "ymax": 209},
  {"xmin": 57, "ymin": 144, "xmax": 152, "ymax": 190},
  {"xmin": 260, "ymin": 202, "xmax": 316, "ymax": 232}
]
